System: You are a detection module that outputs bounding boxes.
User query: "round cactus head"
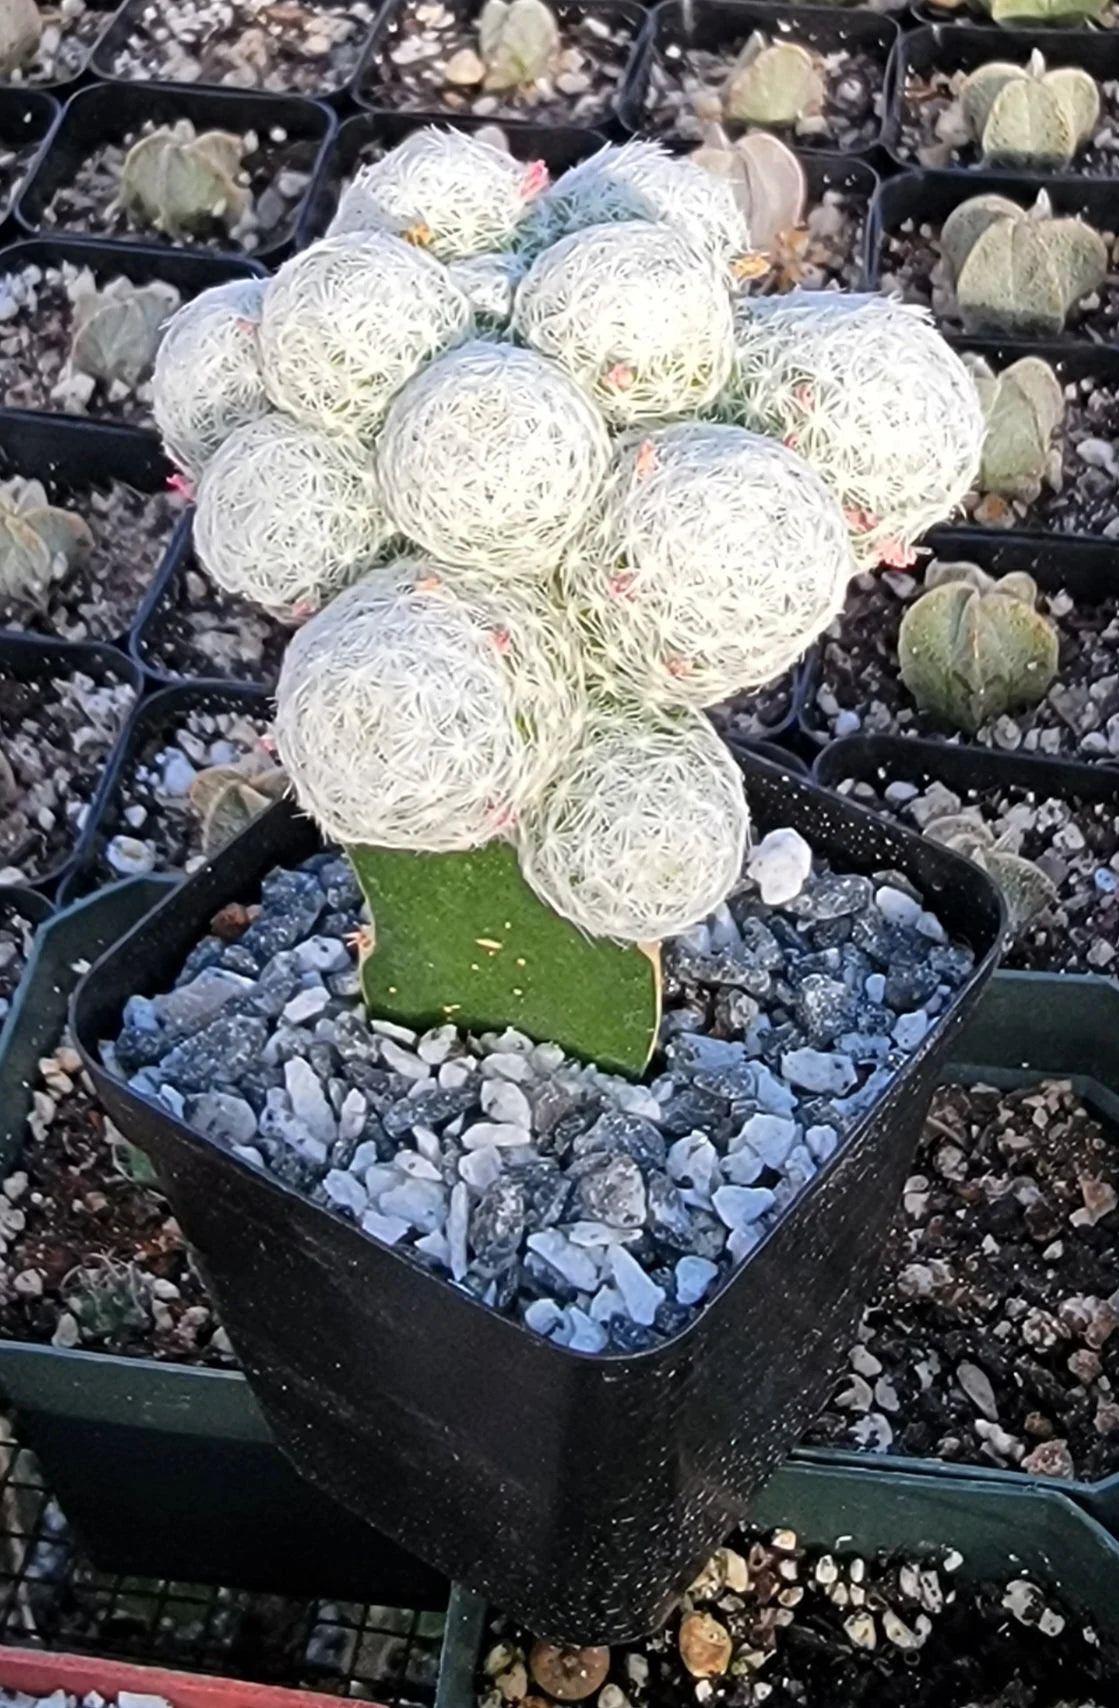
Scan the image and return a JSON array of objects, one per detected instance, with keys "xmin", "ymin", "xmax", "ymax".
[
  {"xmin": 121, "ymin": 123, "xmax": 250, "ymax": 239},
  {"xmin": 723, "ymin": 34, "xmax": 825, "ymax": 129},
  {"xmin": 152, "ymin": 278, "xmax": 271, "ymax": 479},
  {"xmin": 967, "ymin": 353, "xmax": 1065, "ymax": 505},
  {"xmin": 960, "ymin": 52, "xmax": 1099, "ymax": 170},
  {"xmin": 941, "ymin": 189, "xmax": 1108, "ymax": 339},
  {"xmin": 0, "ymin": 0, "xmax": 40, "ymax": 75}
]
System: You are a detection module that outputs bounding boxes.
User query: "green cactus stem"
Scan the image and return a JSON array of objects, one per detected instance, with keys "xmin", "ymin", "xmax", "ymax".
[
  {"xmin": 897, "ymin": 563, "xmax": 1059, "ymax": 734},
  {"xmin": 0, "ymin": 0, "xmax": 40, "ymax": 75},
  {"xmin": 478, "ymin": 0, "xmax": 559, "ymax": 91},
  {"xmin": 349, "ymin": 839, "xmax": 662, "ymax": 1078},
  {"xmin": 189, "ymin": 762, "xmax": 289, "ymax": 858},
  {"xmin": 941, "ymin": 189, "xmax": 1108, "ymax": 338},
  {"xmin": 69, "ymin": 276, "xmax": 180, "ymax": 390},
  {"xmin": 968, "ymin": 354, "xmax": 1065, "ymax": 504},
  {"xmin": 723, "ymin": 34, "xmax": 826, "ymax": 130},
  {"xmin": 0, "ymin": 476, "xmax": 92, "ymax": 607},
  {"xmin": 63, "ymin": 1259, "xmax": 152, "ymax": 1347},
  {"xmin": 960, "ymin": 52, "xmax": 1099, "ymax": 169},
  {"xmin": 121, "ymin": 123, "xmax": 251, "ymax": 240},
  {"xmin": 923, "ymin": 812, "xmax": 1057, "ymax": 937}
]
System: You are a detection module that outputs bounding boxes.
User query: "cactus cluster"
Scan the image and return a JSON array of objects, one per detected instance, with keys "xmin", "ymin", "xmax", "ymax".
[
  {"xmin": 722, "ymin": 34, "xmax": 825, "ymax": 130},
  {"xmin": 898, "ymin": 562, "xmax": 1059, "ymax": 734},
  {"xmin": 967, "ymin": 354, "xmax": 1065, "ymax": 504},
  {"xmin": 120, "ymin": 122, "xmax": 250, "ymax": 239},
  {"xmin": 0, "ymin": 477, "xmax": 92, "ymax": 607},
  {"xmin": 941, "ymin": 190, "xmax": 1108, "ymax": 338},
  {"xmin": 959, "ymin": 52, "xmax": 1099, "ymax": 170}
]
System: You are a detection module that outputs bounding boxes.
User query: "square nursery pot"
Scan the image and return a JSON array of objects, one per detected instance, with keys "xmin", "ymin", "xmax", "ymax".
[
  {"xmin": 0, "ymin": 1645, "xmax": 343, "ymax": 1706},
  {"xmin": 15, "ymin": 83, "xmax": 337, "ymax": 263},
  {"xmin": 795, "ymin": 962, "xmax": 1119, "ymax": 1541},
  {"xmin": 295, "ymin": 110, "xmax": 609, "ymax": 248},
  {"xmin": 617, "ymin": 0, "xmax": 899, "ymax": 155},
  {"xmin": 0, "ymin": 88, "xmax": 59, "ymax": 222},
  {"xmin": 884, "ymin": 24, "xmax": 1119, "ymax": 174},
  {"xmin": 72, "ymin": 756, "xmax": 1004, "ymax": 1644},
  {"xmin": 865, "ymin": 169, "xmax": 1119, "ymax": 351},
  {"xmin": 434, "ymin": 1460, "xmax": 1119, "ymax": 1702},
  {"xmin": 128, "ymin": 532, "xmax": 292, "ymax": 691},
  {"xmin": 0, "ymin": 877, "xmax": 449, "ymax": 1607}
]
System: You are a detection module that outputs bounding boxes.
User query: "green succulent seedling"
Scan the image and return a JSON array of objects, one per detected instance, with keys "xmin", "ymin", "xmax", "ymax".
[
  {"xmin": 960, "ymin": 51, "xmax": 1099, "ymax": 169},
  {"xmin": 690, "ymin": 125, "xmax": 807, "ymax": 258},
  {"xmin": 941, "ymin": 189, "xmax": 1108, "ymax": 338},
  {"xmin": 478, "ymin": 0, "xmax": 559, "ymax": 91},
  {"xmin": 0, "ymin": 0, "xmax": 40, "ymax": 75},
  {"xmin": 724, "ymin": 33, "xmax": 826, "ymax": 129},
  {"xmin": 64, "ymin": 1259, "xmax": 152, "ymax": 1347},
  {"xmin": 0, "ymin": 477, "xmax": 93, "ymax": 607},
  {"xmin": 967, "ymin": 353, "xmax": 1065, "ymax": 503},
  {"xmin": 69, "ymin": 275, "xmax": 180, "ymax": 389},
  {"xmin": 897, "ymin": 562, "xmax": 1059, "ymax": 734},
  {"xmin": 189, "ymin": 761, "xmax": 289, "ymax": 859},
  {"xmin": 923, "ymin": 811, "xmax": 1057, "ymax": 937},
  {"xmin": 121, "ymin": 123, "xmax": 250, "ymax": 239},
  {"xmin": 983, "ymin": 0, "xmax": 1108, "ymax": 23}
]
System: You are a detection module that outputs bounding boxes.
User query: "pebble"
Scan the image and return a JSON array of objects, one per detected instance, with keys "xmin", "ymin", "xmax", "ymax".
[{"xmin": 747, "ymin": 828, "xmax": 813, "ymax": 905}]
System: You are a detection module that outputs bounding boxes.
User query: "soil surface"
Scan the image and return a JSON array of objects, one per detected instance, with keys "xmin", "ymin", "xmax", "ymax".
[
  {"xmin": 0, "ymin": 1027, "xmax": 235, "ymax": 1366},
  {"xmin": 1, "ymin": 0, "xmax": 108, "ymax": 85},
  {"xmin": 810, "ymin": 569, "xmax": 1119, "ymax": 761},
  {"xmin": 0, "ymin": 482, "xmax": 184, "ymax": 643},
  {"xmin": 481, "ymin": 1520, "xmax": 1119, "ymax": 1707},
  {"xmin": 641, "ymin": 37, "xmax": 886, "ymax": 153},
  {"xmin": 362, "ymin": 0, "xmax": 636, "ymax": 125},
  {"xmin": 710, "ymin": 672, "xmax": 795, "ymax": 744},
  {"xmin": 38, "ymin": 117, "xmax": 321, "ymax": 254},
  {"xmin": 834, "ymin": 768, "xmax": 1119, "ymax": 976},
  {"xmin": 964, "ymin": 369, "xmax": 1119, "ymax": 541},
  {"xmin": 756, "ymin": 181, "xmax": 868, "ymax": 295},
  {"xmin": 102, "ymin": 0, "xmax": 376, "ymax": 92},
  {"xmin": 809, "ymin": 1079, "xmax": 1119, "ymax": 1485},
  {"xmin": 898, "ymin": 67, "xmax": 1119, "ymax": 177},
  {"xmin": 0, "ymin": 897, "xmax": 38, "ymax": 1023},
  {"xmin": 135, "ymin": 552, "xmax": 291, "ymax": 685},
  {"xmin": 0, "ymin": 661, "xmax": 135, "ymax": 884}
]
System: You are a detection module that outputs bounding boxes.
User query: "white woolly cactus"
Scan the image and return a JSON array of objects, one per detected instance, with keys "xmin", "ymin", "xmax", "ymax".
[
  {"xmin": 193, "ymin": 414, "xmax": 390, "ymax": 618},
  {"xmin": 152, "ymin": 278, "xmax": 270, "ymax": 478},
  {"xmin": 379, "ymin": 340, "xmax": 610, "ymax": 579},
  {"xmin": 513, "ymin": 222, "xmax": 735, "ymax": 426},
  {"xmin": 517, "ymin": 700, "xmax": 750, "ymax": 943},
  {"xmin": 258, "ymin": 232, "xmax": 473, "ymax": 439},
  {"xmin": 561, "ymin": 424, "xmax": 851, "ymax": 709},
  {"xmin": 273, "ymin": 559, "xmax": 586, "ymax": 852},
  {"xmin": 327, "ymin": 125, "xmax": 548, "ymax": 260},
  {"xmin": 726, "ymin": 293, "xmax": 986, "ymax": 570}
]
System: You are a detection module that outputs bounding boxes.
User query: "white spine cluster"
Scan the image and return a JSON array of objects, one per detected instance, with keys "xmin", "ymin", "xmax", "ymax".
[
  {"xmin": 327, "ymin": 125, "xmax": 543, "ymax": 260},
  {"xmin": 273, "ymin": 560, "xmax": 586, "ymax": 851},
  {"xmin": 152, "ymin": 279, "xmax": 270, "ymax": 478},
  {"xmin": 516, "ymin": 140, "xmax": 752, "ymax": 273},
  {"xmin": 193, "ymin": 415, "xmax": 391, "ymax": 618},
  {"xmin": 259, "ymin": 232, "xmax": 473, "ymax": 440},
  {"xmin": 725, "ymin": 292, "xmax": 987, "ymax": 569},
  {"xmin": 517, "ymin": 700, "xmax": 750, "ymax": 943},
  {"xmin": 379, "ymin": 341, "xmax": 610, "ymax": 579},
  {"xmin": 561, "ymin": 424, "xmax": 852, "ymax": 708},
  {"xmin": 513, "ymin": 223, "xmax": 735, "ymax": 426},
  {"xmin": 446, "ymin": 251, "xmax": 525, "ymax": 327}
]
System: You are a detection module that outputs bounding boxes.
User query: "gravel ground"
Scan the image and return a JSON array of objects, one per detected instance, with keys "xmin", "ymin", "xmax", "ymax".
[
  {"xmin": 102, "ymin": 0, "xmax": 377, "ymax": 93},
  {"xmin": 135, "ymin": 552, "xmax": 291, "ymax": 685}
]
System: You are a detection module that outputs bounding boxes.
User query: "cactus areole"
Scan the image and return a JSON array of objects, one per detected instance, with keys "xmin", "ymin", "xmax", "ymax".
[{"xmin": 149, "ymin": 128, "xmax": 985, "ymax": 1072}]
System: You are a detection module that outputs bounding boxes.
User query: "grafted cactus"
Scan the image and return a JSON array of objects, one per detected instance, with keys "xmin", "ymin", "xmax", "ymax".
[
  {"xmin": 690, "ymin": 127, "xmax": 806, "ymax": 266},
  {"xmin": 723, "ymin": 34, "xmax": 825, "ymax": 129},
  {"xmin": 121, "ymin": 122, "xmax": 250, "ymax": 239},
  {"xmin": 960, "ymin": 52, "xmax": 1099, "ymax": 169},
  {"xmin": 0, "ymin": 477, "xmax": 92, "ymax": 607},
  {"xmin": 0, "ymin": 0, "xmax": 41, "ymax": 75},
  {"xmin": 190, "ymin": 761, "xmax": 288, "ymax": 856},
  {"xmin": 69, "ymin": 275, "xmax": 180, "ymax": 389},
  {"xmin": 478, "ymin": 0, "xmax": 559, "ymax": 90},
  {"xmin": 941, "ymin": 190, "xmax": 1108, "ymax": 338},
  {"xmin": 897, "ymin": 563, "xmax": 1059, "ymax": 733},
  {"xmin": 967, "ymin": 354, "xmax": 1065, "ymax": 503},
  {"xmin": 923, "ymin": 812, "xmax": 1056, "ymax": 937}
]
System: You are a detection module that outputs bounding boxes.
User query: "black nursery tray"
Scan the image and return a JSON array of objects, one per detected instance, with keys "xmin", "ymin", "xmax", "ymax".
[
  {"xmin": 866, "ymin": 169, "xmax": 1119, "ymax": 349},
  {"xmin": 0, "ymin": 88, "xmax": 58, "ymax": 223},
  {"xmin": 72, "ymin": 757, "xmax": 1002, "ymax": 1643},
  {"xmin": 295, "ymin": 110, "xmax": 607, "ymax": 248},
  {"xmin": 131, "ymin": 539, "xmax": 292, "ymax": 689},
  {"xmin": 618, "ymin": 0, "xmax": 899, "ymax": 155},
  {"xmin": 886, "ymin": 24, "xmax": 1119, "ymax": 177},
  {"xmin": 17, "ymin": 82, "xmax": 337, "ymax": 262}
]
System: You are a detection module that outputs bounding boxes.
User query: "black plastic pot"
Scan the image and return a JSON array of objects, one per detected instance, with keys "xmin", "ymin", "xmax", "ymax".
[
  {"xmin": 17, "ymin": 83, "xmax": 337, "ymax": 262},
  {"xmin": 0, "ymin": 88, "xmax": 58, "ymax": 224},
  {"xmin": 354, "ymin": 0, "xmax": 644, "ymax": 127},
  {"xmin": 296, "ymin": 110, "xmax": 609, "ymax": 248},
  {"xmin": 0, "ymin": 879, "xmax": 448, "ymax": 1606},
  {"xmin": 59, "ymin": 678, "xmax": 273, "ymax": 903},
  {"xmin": 435, "ymin": 1461, "xmax": 1119, "ymax": 1703},
  {"xmin": 866, "ymin": 169, "xmax": 1119, "ymax": 349},
  {"xmin": 72, "ymin": 756, "xmax": 1003, "ymax": 1643},
  {"xmin": 0, "ymin": 884, "xmax": 53, "ymax": 1027},
  {"xmin": 129, "ymin": 534, "xmax": 292, "ymax": 691},
  {"xmin": 886, "ymin": 24, "xmax": 1119, "ymax": 174},
  {"xmin": 0, "ymin": 632, "xmax": 143, "ymax": 891},
  {"xmin": 619, "ymin": 0, "xmax": 898, "ymax": 154},
  {"xmin": 0, "ymin": 411, "xmax": 181, "ymax": 648}
]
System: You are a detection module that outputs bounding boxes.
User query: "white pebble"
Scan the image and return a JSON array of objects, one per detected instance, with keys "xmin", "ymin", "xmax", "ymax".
[
  {"xmin": 875, "ymin": 884, "xmax": 922, "ymax": 927},
  {"xmin": 481, "ymin": 1050, "xmax": 532, "ymax": 1081},
  {"xmin": 480, "ymin": 1077, "xmax": 533, "ymax": 1127},
  {"xmin": 323, "ymin": 1169, "xmax": 368, "ymax": 1216},
  {"xmin": 459, "ymin": 1145, "xmax": 503, "ymax": 1191},
  {"xmin": 781, "ymin": 1048, "xmax": 858, "ymax": 1095},
  {"xmin": 380, "ymin": 1038, "xmax": 431, "ymax": 1080},
  {"xmin": 447, "ymin": 1181, "xmax": 470, "ymax": 1281},
  {"xmin": 439, "ymin": 1057, "xmax": 474, "ymax": 1090},
  {"xmin": 747, "ymin": 827, "xmax": 813, "ymax": 905},
  {"xmin": 736, "ymin": 1112, "xmax": 797, "ymax": 1170},
  {"xmin": 282, "ymin": 985, "xmax": 330, "ymax": 1025},
  {"xmin": 284, "ymin": 1057, "xmax": 336, "ymax": 1145},
  {"xmin": 462, "ymin": 1120, "xmax": 533, "ymax": 1149},
  {"xmin": 527, "ymin": 1229, "xmax": 600, "ymax": 1291},
  {"xmin": 675, "ymin": 1255, "xmax": 719, "ymax": 1306},
  {"xmin": 360, "ymin": 1209, "xmax": 412, "ymax": 1246},
  {"xmin": 713, "ymin": 1184, "xmax": 775, "ymax": 1231},
  {"xmin": 893, "ymin": 1009, "xmax": 931, "ymax": 1050},
  {"xmin": 524, "ymin": 1297, "xmax": 565, "ymax": 1336},
  {"xmin": 607, "ymin": 1244, "xmax": 665, "ymax": 1327}
]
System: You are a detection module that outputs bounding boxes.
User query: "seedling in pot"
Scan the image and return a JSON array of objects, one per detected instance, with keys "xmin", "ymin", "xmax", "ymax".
[
  {"xmin": 0, "ymin": 0, "xmax": 41, "ymax": 77},
  {"xmin": 720, "ymin": 34, "xmax": 825, "ymax": 131},
  {"xmin": 922, "ymin": 811, "xmax": 1057, "ymax": 935},
  {"xmin": 477, "ymin": 0, "xmax": 559, "ymax": 91},
  {"xmin": 0, "ymin": 477, "xmax": 92, "ymax": 610},
  {"xmin": 958, "ymin": 51, "xmax": 1100, "ymax": 170},
  {"xmin": 968, "ymin": 353, "xmax": 1066, "ymax": 507},
  {"xmin": 931, "ymin": 0, "xmax": 1109, "ymax": 21},
  {"xmin": 120, "ymin": 122, "xmax": 251, "ymax": 242},
  {"xmin": 941, "ymin": 190, "xmax": 1108, "ymax": 338}
]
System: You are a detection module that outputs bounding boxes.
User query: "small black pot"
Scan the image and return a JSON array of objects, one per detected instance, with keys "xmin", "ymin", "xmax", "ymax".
[
  {"xmin": 0, "ymin": 88, "xmax": 58, "ymax": 225},
  {"xmin": 886, "ymin": 24, "xmax": 1119, "ymax": 176},
  {"xmin": 72, "ymin": 758, "xmax": 1003, "ymax": 1643},
  {"xmin": 129, "ymin": 535, "xmax": 291, "ymax": 691},
  {"xmin": 619, "ymin": 0, "xmax": 899, "ymax": 154},
  {"xmin": 296, "ymin": 109, "xmax": 609, "ymax": 248},
  {"xmin": 17, "ymin": 83, "xmax": 337, "ymax": 262},
  {"xmin": 0, "ymin": 631, "xmax": 142, "ymax": 891}
]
